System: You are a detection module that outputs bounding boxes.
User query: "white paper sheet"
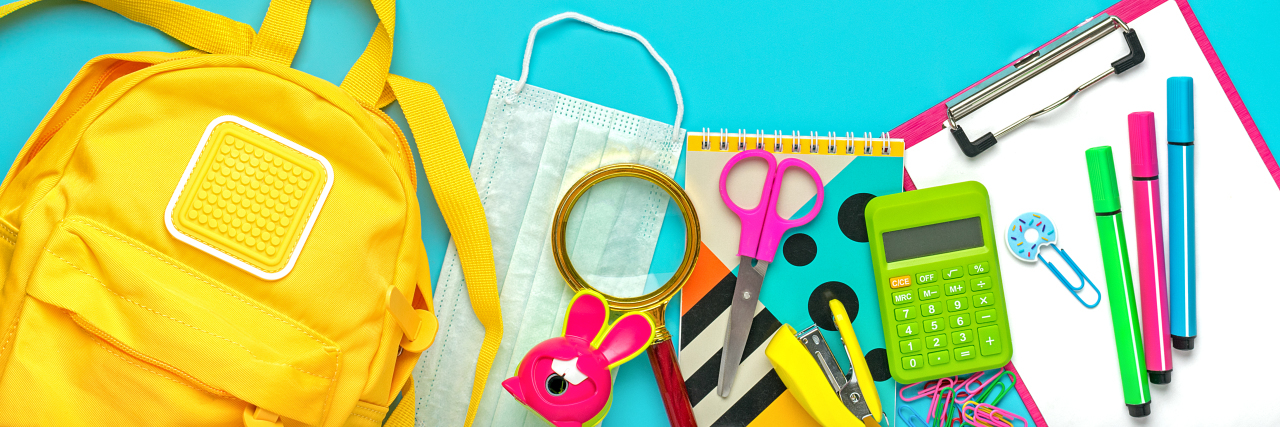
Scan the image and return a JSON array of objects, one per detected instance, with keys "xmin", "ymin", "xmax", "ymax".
[{"xmin": 906, "ymin": 2, "xmax": 1279, "ymax": 425}]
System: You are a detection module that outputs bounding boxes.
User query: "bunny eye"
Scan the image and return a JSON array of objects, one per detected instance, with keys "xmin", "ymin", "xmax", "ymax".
[{"xmin": 545, "ymin": 373, "xmax": 569, "ymax": 396}]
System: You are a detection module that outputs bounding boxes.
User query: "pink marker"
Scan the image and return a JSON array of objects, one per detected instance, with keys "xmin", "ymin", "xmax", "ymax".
[{"xmin": 1129, "ymin": 112, "xmax": 1172, "ymax": 384}]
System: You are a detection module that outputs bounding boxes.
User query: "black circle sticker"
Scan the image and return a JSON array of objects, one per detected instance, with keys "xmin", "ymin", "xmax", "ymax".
[
  {"xmin": 807, "ymin": 281, "xmax": 859, "ymax": 331},
  {"xmin": 837, "ymin": 193, "xmax": 876, "ymax": 243},
  {"xmin": 782, "ymin": 233, "xmax": 817, "ymax": 266},
  {"xmin": 864, "ymin": 348, "xmax": 892, "ymax": 382}
]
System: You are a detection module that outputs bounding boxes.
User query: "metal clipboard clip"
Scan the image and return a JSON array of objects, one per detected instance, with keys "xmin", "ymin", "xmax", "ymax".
[{"xmin": 944, "ymin": 14, "xmax": 1145, "ymax": 157}]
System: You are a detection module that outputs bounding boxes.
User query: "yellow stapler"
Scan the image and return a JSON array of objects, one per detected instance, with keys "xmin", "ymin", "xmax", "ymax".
[{"xmin": 766, "ymin": 300, "xmax": 883, "ymax": 427}]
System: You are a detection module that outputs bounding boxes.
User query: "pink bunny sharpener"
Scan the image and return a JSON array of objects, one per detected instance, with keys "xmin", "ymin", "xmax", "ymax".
[{"xmin": 502, "ymin": 290, "xmax": 655, "ymax": 427}]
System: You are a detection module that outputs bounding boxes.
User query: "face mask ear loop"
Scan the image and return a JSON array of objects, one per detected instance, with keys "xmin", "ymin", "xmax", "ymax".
[{"xmin": 507, "ymin": 12, "xmax": 685, "ymax": 145}]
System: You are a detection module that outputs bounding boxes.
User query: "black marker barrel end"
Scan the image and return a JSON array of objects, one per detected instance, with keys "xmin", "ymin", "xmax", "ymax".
[
  {"xmin": 1173, "ymin": 335, "xmax": 1195, "ymax": 350},
  {"xmin": 1149, "ymin": 370, "xmax": 1172, "ymax": 385},
  {"xmin": 1127, "ymin": 402, "xmax": 1151, "ymax": 418}
]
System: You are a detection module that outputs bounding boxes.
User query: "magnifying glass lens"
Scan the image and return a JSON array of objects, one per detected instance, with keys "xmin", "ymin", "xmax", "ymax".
[{"xmin": 564, "ymin": 176, "xmax": 686, "ymax": 300}]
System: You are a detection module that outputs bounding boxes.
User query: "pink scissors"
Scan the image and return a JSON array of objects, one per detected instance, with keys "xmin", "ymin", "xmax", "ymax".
[{"xmin": 717, "ymin": 149, "xmax": 824, "ymax": 396}]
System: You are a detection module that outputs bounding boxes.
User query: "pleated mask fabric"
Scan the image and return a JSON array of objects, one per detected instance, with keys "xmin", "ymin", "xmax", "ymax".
[{"xmin": 414, "ymin": 12, "xmax": 687, "ymax": 427}]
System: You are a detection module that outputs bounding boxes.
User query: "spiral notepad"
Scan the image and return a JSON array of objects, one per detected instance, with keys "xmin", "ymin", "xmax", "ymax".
[{"xmin": 679, "ymin": 128, "xmax": 904, "ymax": 426}]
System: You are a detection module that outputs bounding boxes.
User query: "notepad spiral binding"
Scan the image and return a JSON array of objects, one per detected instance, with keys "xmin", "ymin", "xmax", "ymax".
[{"xmin": 686, "ymin": 129, "xmax": 904, "ymax": 157}]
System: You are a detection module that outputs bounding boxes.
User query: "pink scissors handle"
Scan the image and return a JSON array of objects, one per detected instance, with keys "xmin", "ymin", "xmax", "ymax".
[
  {"xmin": 757, "ymin": 158, "xmax": 824, "ymax": 261},
  {"xmin": 720, "ymin": 150, "xmax": 778, "ymax": 259},
  {"xmin": 719, "ymin": 150, "xmax": 825, "ymax": 262}
]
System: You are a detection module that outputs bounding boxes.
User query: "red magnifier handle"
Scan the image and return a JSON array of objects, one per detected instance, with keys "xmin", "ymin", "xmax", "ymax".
[{"xmin": 648, "ymin": 337, "xmax": 697, "ymax": 427}]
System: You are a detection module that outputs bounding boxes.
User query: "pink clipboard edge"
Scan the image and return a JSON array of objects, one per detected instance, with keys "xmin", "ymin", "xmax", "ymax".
[
  {"xmin": 1002, "ymin": 362, "xmax": 1048, "ymax": 427},
  {"xmin": 893, "ymin": 0, "xmax": 1279, "ymax": 193}
]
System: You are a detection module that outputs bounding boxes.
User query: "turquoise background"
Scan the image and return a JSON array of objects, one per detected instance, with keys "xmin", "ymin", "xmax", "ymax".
[{"xmin": 2, "ymin": 1, "xmax": 1276, "ymax": 425}]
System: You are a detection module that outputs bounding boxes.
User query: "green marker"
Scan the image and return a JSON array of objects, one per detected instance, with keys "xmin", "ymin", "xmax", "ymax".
[{"xmin": 1085, "ymin": 146, "xmax": 1151, "ymax": 417}]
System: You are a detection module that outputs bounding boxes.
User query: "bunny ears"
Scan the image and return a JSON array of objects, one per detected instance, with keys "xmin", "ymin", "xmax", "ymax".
[{"xmin": 561, "ymin": 290, "xmax": 655, "ymax": 369}]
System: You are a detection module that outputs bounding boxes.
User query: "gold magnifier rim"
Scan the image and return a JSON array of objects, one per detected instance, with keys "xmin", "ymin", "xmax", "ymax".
[{"xmin": 552, "ymin": 164, "xmax": 700, "ymax": 313}]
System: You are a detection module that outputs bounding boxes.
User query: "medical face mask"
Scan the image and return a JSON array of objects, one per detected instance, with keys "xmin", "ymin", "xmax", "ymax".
[{"xmin": 414, "ymin": 13, "xmax": 686, "ymax": 427}]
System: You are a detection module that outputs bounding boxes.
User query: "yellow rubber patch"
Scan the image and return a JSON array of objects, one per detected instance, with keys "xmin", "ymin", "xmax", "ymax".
[{"xmin": 166, "ymin": 116, "xmax": 333, "ymax": 280}]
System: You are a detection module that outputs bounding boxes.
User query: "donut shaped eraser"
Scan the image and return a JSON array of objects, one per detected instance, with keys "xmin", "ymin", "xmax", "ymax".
[{"xmin": 1006, "ymin": 212, "xmax": 1058, "ymax": 262}]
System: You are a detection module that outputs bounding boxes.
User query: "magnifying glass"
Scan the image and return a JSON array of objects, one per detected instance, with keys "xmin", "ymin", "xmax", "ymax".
[{"xmin": 552, "ymin": 164, "xmax": 700, "ymax": 427}]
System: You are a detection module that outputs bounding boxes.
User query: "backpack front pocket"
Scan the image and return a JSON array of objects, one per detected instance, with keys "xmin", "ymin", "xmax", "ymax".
[{"xmin": 8, "ymin": 216, "xmax": 340, "ymax": 425}]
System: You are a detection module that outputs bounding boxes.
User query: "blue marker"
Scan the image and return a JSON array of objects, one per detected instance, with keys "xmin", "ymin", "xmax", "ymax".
[{"xmin": 1167, "ymin": 77, "xmax": 1196, "ymax": 350}]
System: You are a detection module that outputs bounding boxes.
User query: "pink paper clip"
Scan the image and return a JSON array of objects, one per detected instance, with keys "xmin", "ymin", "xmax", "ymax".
[
  {"xmin": 990, "ymin": 407, "xmax": 1028, "ymax": 427},
  {"xmin": 951, "ymin": 375, "xmax": 977, "ymax": 404},
  {"xmin": 899, "ymin": 380, "xmax": 930, "ymax": 402},
  {"xmin": 929, "ymin": 385, "xmax": 956, "ymax": 425},
  {"xmin": 927, "ymin": 391, "xmax": 942, "ymax": 423},
  {"xmin": 900, "ymin": 378, "xmax": 944, "ymax": 402},
  {"xmin": 961, "ymin": 401, "xmax": 999, "ymax": 427},
  {"xmin": 966, "ymin": 369, "xmax": 1003, "ymax": 395},
  {"xmin": 924, "ymin": 379, "xmax": 955, "ymax": 422},
  {"xmin": 961, "ymin": 401, "xmax": 1028, "ymax": 427},
  {"xmin": 960, "ymin": 401, "xmax": 979, "ymax": 421},
  {"xmin": 955, "ymin": 369, "xmax": 1003, "ymax": 404}
]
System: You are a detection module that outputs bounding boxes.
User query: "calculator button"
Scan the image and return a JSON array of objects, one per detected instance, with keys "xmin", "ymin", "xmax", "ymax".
[
  {"xmin": 973, "ymin": 292, "xmax": 995, "ymax": 307},
  {"xmin": 891, "ymin": 290, "xmax": 915, "ymax": 305},
  {"xmin": 890, "ymin": 275, "xmax": 913, "ymax": 288},
  {"xmin": 900, "ymin": 339, "xmax": 922, "ymax": 354},
  {"xmin": 976, "ymin": 309, "xmax": 998, "ymax": 324},
  {"xmin": 971, "ymin": 276, "xmax": 993, "ymax": 291},
  {"xmin": 979, "ymin": 326, "xmax": 1002, "ymax": 356},
  {"xmin": 923, "ymin": 318, "xmax": 945, "ymax": 333},
  {"xmin": 916, "ymin": 271, "xmax": 938, "ymax": 284},
  {"xmin": 952, "ymin": 329, "xmax": 973, "ymax": 345},
  {"xmin": 947, "ymin": 297, "xmax": 968, "ymax": 312},
  {"xmin": 950, "ymin": 313, "xmax": 971, "ymax": 328},
  {"xmin": 894, "ymin": 306, "xmax": 916, "ymax": 321},
  {"xmin": 969, "ymin": 262, "xmax": 990, "ymax": 275},
  {"xmin": 928, "ymin": 350, "xmax": 950, "ymax": 366},
  {"xmin": 919, "ymin": 286, "xmax": 941, "ymax": 300},
  {"xmin": 943, "ymin": 266, "xmax": 965, "ymax": 279},
  {"xmin": 944, "ymin": 281, "xmax": 967, "ymax": 296},
  {"xmin": 920, "ymin": 302, "xmax": 943, "ymax": 317},
  {"xmin": 902, "ymin": 355, "xmax": 923, "ymax": 370},
  {"xmin": 925, "ymin": 334, "xmax": 947, "ymax": 349},
  {"xmin": 897, "ymin": 322, "xmax": 920, "ymax": 337},
  {"xmin": 954, "ymin": 346, "xmax": 977, "ymax": 361}
]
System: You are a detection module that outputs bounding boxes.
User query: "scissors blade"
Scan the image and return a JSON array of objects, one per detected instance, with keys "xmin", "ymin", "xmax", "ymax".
[{"xmin": 717, "ymin": 256, "xmax": 769, "ymax": 397}]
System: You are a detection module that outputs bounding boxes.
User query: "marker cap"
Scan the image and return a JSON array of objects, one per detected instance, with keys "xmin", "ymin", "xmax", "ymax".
[
  {"xmin": 1086, "ymin": 146, "xmax": 1122, "ymax": 213},
  {"xmin": 1129, "ymin": 112, "xmax": 1158, "ymax": 177},
  {"xmin": 1149, "ymin": 370, "xmax": 1172, "ymax": 385},
  {"xmin": 1127, "ymin": 402, "xmax": 1151, "ymax": 418},
  {"xmin": 1168, "ymin": 77, "xmax": 1194, "ymax": 143},
  {"xmin": 1173, "ymin": 335, "xmax": 1195, "ymax": 350}
]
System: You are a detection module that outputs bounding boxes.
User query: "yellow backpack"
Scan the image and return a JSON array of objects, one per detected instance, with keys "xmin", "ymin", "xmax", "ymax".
[{"xmin": 0, "ymin": 1, "xmax": 503, "ymax": 425}]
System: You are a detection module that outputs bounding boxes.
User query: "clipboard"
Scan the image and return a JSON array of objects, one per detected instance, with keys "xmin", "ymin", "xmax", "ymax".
[{"xmin": 893, "ymin": 0, "xmax": 1278, "ymax": 424}]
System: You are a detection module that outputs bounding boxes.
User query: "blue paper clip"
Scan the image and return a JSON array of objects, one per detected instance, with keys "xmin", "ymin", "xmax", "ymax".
[
  {"xmin": 898, "ymin": 404, "xmax": 930, "ymax": 427},
  {"xmin": 1007, "ymin": 212, "xmax": 1101, "ymax": 308}
]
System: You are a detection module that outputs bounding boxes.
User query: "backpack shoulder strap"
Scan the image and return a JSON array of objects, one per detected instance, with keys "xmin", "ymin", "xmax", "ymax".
[
  {"xmin": 339, "ymin": 0, "xmax": 394, "ymax": 107},
  {"xmin": 249, "ymin": 0, "xmax": 311, "ymax": 66},
  {"xmin": 3, "ymin": 0, "xmax": 315, "ymax": 67},
  {"xmin": 1, "ymin": 0, "xmax": 255, "ymax": 56},
  {"xmin": 387, "ymin": 74, "xmax": 502, "ymax": 427}
]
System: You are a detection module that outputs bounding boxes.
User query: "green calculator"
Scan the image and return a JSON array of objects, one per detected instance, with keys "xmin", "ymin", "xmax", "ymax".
[{"xmin": 865, "ymin": 181, "xmax": 1012, "ymax": 384}]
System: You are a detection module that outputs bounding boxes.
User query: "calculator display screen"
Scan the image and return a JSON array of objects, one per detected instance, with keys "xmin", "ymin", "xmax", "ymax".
[{"xmin": 882, "ymin": 217, "xmax": 984, "ymax": 263}]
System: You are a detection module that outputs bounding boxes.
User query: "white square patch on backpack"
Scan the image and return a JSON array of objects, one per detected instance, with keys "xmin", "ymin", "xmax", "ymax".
[{"xmin": 165, "ymin": 116, "xmax": 333, "ymax": 280}]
